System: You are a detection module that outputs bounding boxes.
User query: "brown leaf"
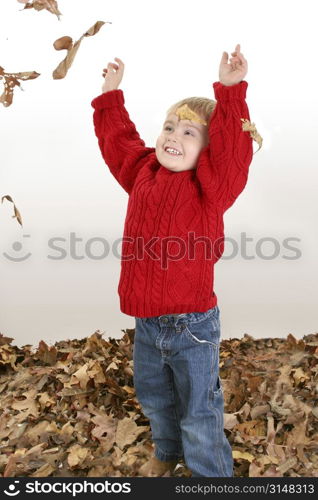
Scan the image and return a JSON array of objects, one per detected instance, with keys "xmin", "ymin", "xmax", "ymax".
[
  {"xmin": 0, "ymin": 344, "xmax": 18, "ymax": 370},
  {"xmin": 18, "ymin": 0, "xmax": 62, "ymax": 20},
  {"xmin": 67, "ymin": 444, "xmax": 93, "ymax": 469},
  {"xmin": 34, "ymin": 340, "xmax": 57, "ymax": 365},
  {"xmin": 115, "ymin": 417, "xmax": 149, "ymax": 450},
  {"xmin": 175, "ymin": 104, "xmax": 207, "ymax": 125},
  {"xmin": 233, "ymin": 450, "xmax": 255, "ymax": 462},
  {"xmin": 0, "ymin": 67, "xmax": 40, "ymax": 108},
  {"xmin": 52, "ymin": 21, "xmax": 111, "ymax": 80},
  {"xmin": 91, "ymin": 413, "xmax": 117, "ymax": 452},
  {"xmin": 241, "ymin": 118, "xmax": 263, "ymax": 153},
  {"xmin": 0, "ymin": 333, "xmax": 15, "ymax": 346},
  {"xmin": 53, "ymin": 36, "xmax": 73, "ymax": 51},
  {"xmin": 1, "ymin": 195, "xmax": 23, "ymax": 226},
  {"xmin": 277, "ymin": 457, "xmax": 298, "ymax": 475}
]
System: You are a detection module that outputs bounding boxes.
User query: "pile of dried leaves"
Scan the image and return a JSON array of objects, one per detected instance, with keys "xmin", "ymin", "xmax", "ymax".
[{"xmin": 0, "ymin": 328, "xmax": 317, "ymax": 478}]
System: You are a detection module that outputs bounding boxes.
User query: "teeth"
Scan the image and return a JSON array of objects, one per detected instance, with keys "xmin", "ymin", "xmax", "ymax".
[{"xmin": 165, "ymin": 148, "xmax": 181, "ymax": 155}]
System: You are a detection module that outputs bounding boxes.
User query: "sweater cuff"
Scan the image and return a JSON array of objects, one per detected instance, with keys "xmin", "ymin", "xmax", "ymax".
[
  {"xmin": 91, "ymin": 89, "xmax": 125, "ymax": 110},
  {"xmin": 213, "ymin": 80, "xmax": 248, "ymax": 101}
]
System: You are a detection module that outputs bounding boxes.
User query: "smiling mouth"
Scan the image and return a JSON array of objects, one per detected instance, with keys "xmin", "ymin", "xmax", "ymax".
[{"xmin": 164, "ymin": 147, "xmax": 182, "ymax": 156}]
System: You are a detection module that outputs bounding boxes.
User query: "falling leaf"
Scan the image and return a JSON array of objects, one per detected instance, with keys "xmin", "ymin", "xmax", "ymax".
[
  {"xmin": 0, "ymin": 66, "xmax": 40, "ymax": 107},
  {"xmin": 1, "ymin": 195, "xmax": 23, "ymax": 226},
  {"xmin": 52, "ymin": 21, "xmax": 111, "ymax": 80},
  {"xmin": 241, "ymin": 118, "xmax": 263, "ymax": 153},
  {"xmin": 17, "ymin": 0, "xmax": 62, "ymax": 20}
]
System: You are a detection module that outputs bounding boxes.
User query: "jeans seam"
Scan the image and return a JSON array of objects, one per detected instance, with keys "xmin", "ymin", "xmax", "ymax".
[
  {"xmin": 207, "ymin": 353, "xmax": 227, "ymax": 476},
  {"xmin": 167, "ymin": 363, "xmax": 183, "ymax": 456}
]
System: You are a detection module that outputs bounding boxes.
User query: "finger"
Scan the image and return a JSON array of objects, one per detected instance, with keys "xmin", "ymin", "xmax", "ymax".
[
  {"xmin": 107, "ymin": 63, "xmax": 117, "ymax": 72},
  {"xmin": 230, "ymin": 57, "xmax": 240, "ymax": 67},
  {"xmin": 220, "ymin": 51, "xmax": 228, "ymax": 64},
  {"xmin": 236, "ymin": 53, "xmax": 247, "ymax": 66},
  {"xmin": 114, "ymin": 57, "xmax": 124, "ymax": 65}
]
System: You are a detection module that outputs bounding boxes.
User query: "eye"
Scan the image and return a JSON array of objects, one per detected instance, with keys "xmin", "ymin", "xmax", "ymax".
[
  {"xmin": 164, "ymin": 126, "xmax": 172, "ymax": 131},
  {"xmin": 185, "ymin": 130, "xmax": 194, "ymax": 136}
]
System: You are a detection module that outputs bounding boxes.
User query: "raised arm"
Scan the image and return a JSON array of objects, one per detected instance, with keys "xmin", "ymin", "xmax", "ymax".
[
  {"xmin": 196, "ymin": 45, "xmax": 253, "ymax": 212},
  {"xmin": 91, "ymin": 58, "xmax": 153, "ymax": 195}
]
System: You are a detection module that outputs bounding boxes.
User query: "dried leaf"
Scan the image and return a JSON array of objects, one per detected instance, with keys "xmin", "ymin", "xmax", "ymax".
[
  {"xmin": 241, "ymin": 118, "xmax": 263, "ymax": 153},
  {"xmin": 0, "ymin": 66, "xmax": 40, "ymax": 108},
  {"xmin": 34, "ymin": 340, "xmax": 57, "ymax": 365},
  {"xmin": 67, "ymin": 444, "xmax": 93, "ymax": 468},
  {"xmin": 175, "ymin": 104, "xmax": 207, "ymax": 125},
  {"xmin": 277, "ymin": 457, "xmax": 298, "ymax": 475},
  {"xmin": 292, "ymin": 367, "xmax": 310, "ymax": 385},
  {"xmin": 18, "ymin": 0, "xmax": 62, "ymax": 20},
  {"xmin": 233, "ymin": 450, "xmax": 255, "ymax": 462},
  {"xmin": 52, "ymin": 21, "xmax": 111, "ymax": 80},
  {"xmin": 115, "ymin": 417, "xmax": 149, "ymax": 450},
  {"xmin": 1, "ymin": 194, "xmax": 23, "ymax": 226},
  {"xmin": 224, "ymin": 413, "xmax": 239, "ymax": 430},
  {"xmin": 53, "ymin": 36, "xmax": 73, "ymax": 51}
]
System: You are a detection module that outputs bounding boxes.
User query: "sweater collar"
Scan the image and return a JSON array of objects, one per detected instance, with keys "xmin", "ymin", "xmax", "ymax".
[
  {"xmin": 150, "ymin": 152, "xmax": 195, "ymax": 178},
  {"xmin": 157, "ymin": 164, "xmax": 194, "ymax": 177}
]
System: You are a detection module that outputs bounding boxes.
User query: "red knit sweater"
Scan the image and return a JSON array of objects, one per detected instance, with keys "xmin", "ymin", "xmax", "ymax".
[{"xmin": 91, "ymin": 81, "xmax": 253, "ymax": 317}]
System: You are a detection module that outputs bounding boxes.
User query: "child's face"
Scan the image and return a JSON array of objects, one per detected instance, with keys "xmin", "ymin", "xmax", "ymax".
[{"xmin": 155, "ymin": 113, "xmax": 209, "ymax": 172}]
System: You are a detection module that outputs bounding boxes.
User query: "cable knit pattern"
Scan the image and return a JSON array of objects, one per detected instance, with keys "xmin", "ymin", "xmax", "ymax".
[{"xmin": 91, "ymin": 81, "xmax": 253, "ymax": 317}]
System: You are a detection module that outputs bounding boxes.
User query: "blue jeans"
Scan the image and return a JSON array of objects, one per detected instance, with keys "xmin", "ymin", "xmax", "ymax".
[{"xmin": 133, "ymin": 305, "xmax": 233, "ymax": 477}]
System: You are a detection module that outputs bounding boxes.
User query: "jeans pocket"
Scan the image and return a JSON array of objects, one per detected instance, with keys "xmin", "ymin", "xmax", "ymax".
[
  {"xmin": 208, "ymin": 375, "xmax": 224, "ymax": 407},
  {"xmin": 184, "ymin": 314, "xmax": 220, "ymax": 348},
  {"xmin": 213, "ymin": 374, "xmax": 223, "ymax": 395}
]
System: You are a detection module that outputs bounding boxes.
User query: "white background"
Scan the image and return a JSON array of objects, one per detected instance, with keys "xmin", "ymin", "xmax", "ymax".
[{"xmin": 1, "ymin": 0, "xmax": 317, "ymax": 348}]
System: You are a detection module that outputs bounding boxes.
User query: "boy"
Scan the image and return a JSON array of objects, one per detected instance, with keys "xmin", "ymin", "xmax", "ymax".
[{"xmin": 91, "ymin": 44, "xmax": 254, "ymax": 477}]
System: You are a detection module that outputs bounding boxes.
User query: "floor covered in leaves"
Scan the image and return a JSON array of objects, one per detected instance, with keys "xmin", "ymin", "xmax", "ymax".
[{"xmin": 0, "ymin": 328, "xmax": 317, "ymax": 477}]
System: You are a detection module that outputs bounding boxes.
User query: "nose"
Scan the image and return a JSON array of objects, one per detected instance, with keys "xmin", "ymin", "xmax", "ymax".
[{"xmin": 167, "ymin": 132, "xmax": 178, "ymax": 142}]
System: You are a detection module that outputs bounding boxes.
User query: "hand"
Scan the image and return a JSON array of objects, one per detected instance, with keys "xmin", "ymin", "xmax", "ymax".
[
  {"xmin": 101, "ymin": 57, "xmax": 124, "ymax": 93},
  {"xmin": 219, "ymin": 44, "xmax": 248, "ymax": 86}
]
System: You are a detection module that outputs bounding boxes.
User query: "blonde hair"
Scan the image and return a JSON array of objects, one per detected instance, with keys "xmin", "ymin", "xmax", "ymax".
[{"xmin": 166, "ymin": 96, "xmax": 216, "ymax": 127}]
